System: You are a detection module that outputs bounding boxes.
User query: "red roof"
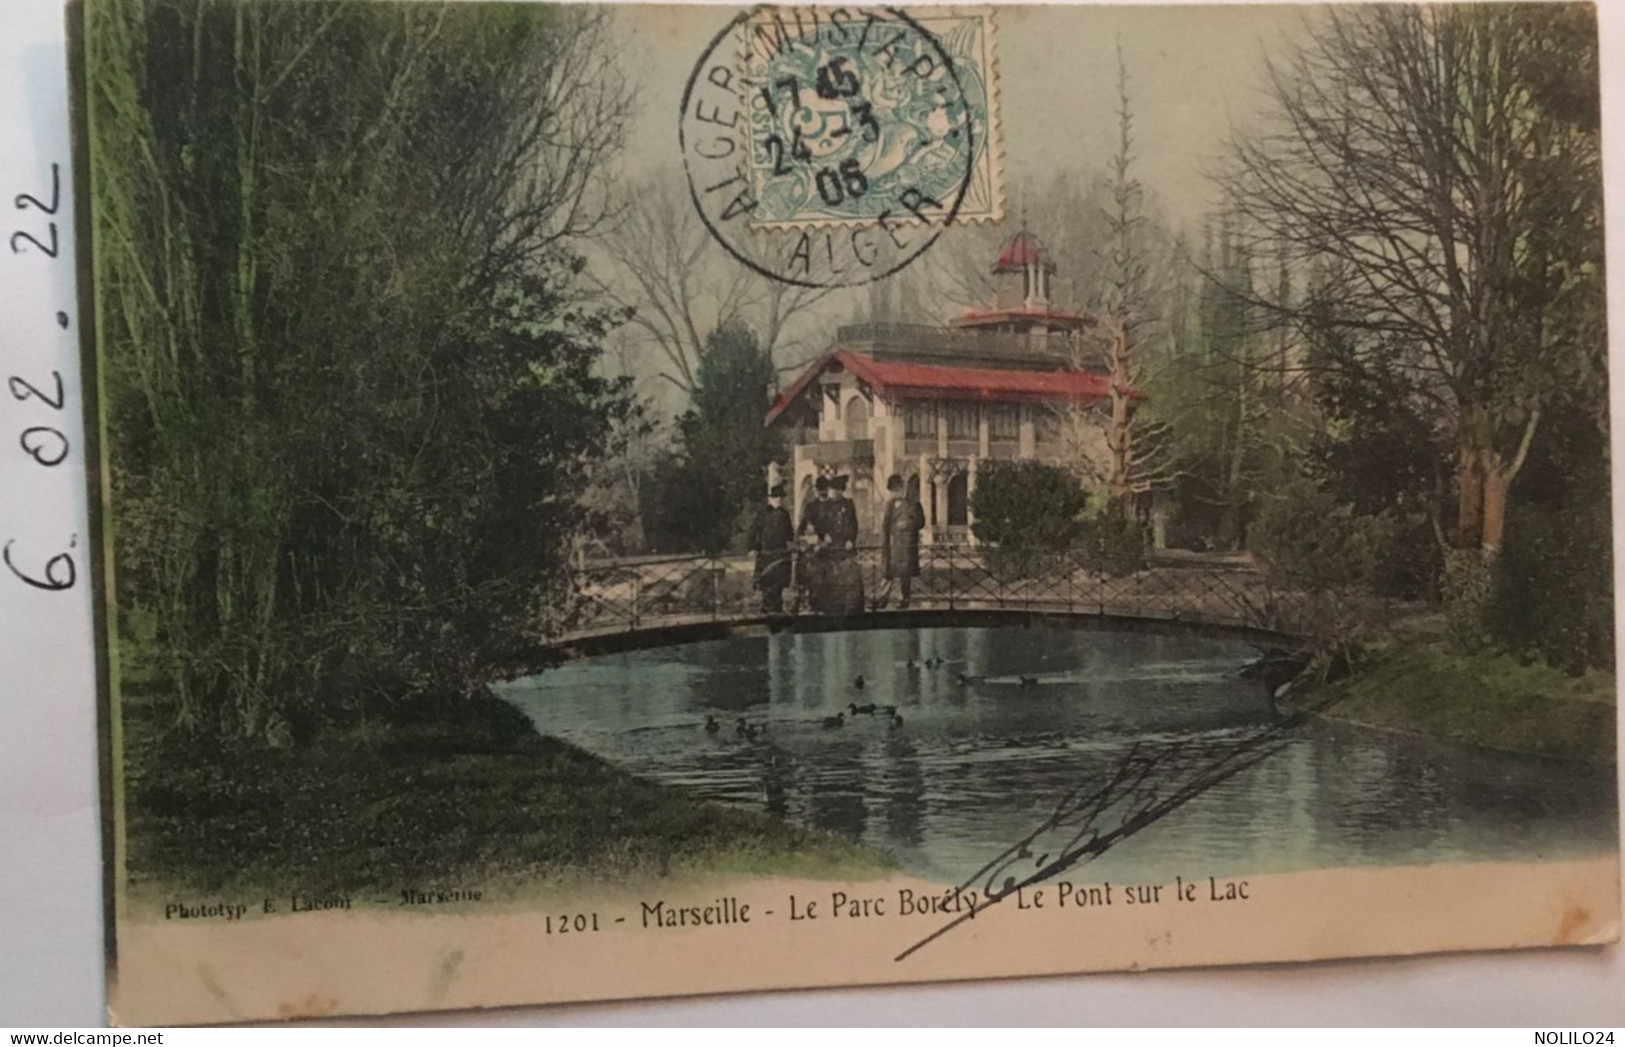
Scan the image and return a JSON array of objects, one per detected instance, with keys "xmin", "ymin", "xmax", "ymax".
[
  {"xmin": 994, "ymin": 231, "xmax": 1051, "ymax": 272},
  {"xmin": 765, "ymin": 350, "xmax": 1139, "ymax": 427},
  {"xmin": 953, "ymin": 305, "xmax": 1093, "ymax": 329}
]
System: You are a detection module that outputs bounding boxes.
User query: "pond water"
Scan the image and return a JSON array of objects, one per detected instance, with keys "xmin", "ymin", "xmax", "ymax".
[{"xmin": 496, "ymin": 625, "xmax": 1618, "ymax": 885}]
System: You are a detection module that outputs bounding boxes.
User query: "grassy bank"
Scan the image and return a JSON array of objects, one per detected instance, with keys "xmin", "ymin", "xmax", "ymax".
[
  {"xmin": 1309, "ymin": 616, "xmax": 1616, "ymax": 765},
  {"xmin": 122, "ymin": 689, "xmax": 892, "ymax": 903}
]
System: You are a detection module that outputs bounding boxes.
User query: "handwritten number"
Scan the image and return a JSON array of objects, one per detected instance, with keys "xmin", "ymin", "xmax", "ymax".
[
  {"xmin": 10, "ymin": 225, "xmax": 59, "ymax": 258},
  {"xmin": 5, "ymin": 164, "xmax": 75, "ymax": 593},
  {"xmin": 14, "ymin": 163, "xmax": 61, "ymax": 215},
  {"xmin": 9, "ymin": 372, "xmax": 64, "ymax": 410},
  {"xmin": 20, "ymin": 427, "xmax": 68, "ymax": 467},
  {"xmin": 3, "ymin": 539, "xmax": 75, "ymax": 592}
]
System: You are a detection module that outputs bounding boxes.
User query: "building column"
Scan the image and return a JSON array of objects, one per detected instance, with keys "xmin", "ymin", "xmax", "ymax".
[
  {"xmin": 966, "ymin": 456, "xmax": 979, "ymax": 546},
  {"xmin": 936, "ymin": 402, "xmax": 948, "ymax": 459},
  {"xmin": 1018, "ymin": 406, "xmax": 1035, "ymax": 459},
  {"xmin": 919, "ymin": 451, "xmax": 932, "ymax": 544},
  {"xmin": 978, "ymin": 411, "xmax": 990, "ymax": 458},
  {"xmin": 792, "ymin": 446, "xmax": 811, "ymax": 528},
  {"xmin": 935, "ymin": 471, "xmax": 950, "ymax": 540}
]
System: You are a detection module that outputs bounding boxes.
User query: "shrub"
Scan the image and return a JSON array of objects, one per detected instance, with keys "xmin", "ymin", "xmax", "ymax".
[
  {"xmin": 1076, "ymin": 513, "xmax": 1149, "ymax": 576},
  {"xmin": 970, "ymin": 461, "xmax": 1089, "ymax": 578},
  {"xmin": 1484, "ymin": 496, "xmax": 1614, "ymax": 674},
  {"xmin": 1249, "ymin": 479, "xmax": 1438, "ymax": 599},
  {"xmin": 970, "ymin": 460, "xmax": 1089, "ymax": 550}
]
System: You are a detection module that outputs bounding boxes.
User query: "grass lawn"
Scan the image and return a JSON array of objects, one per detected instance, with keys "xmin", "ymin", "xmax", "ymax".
[
  {"xmin": 1312, "ymin": 615, "xmax": 1617, "ymax": 765},
  {"xmin": 121, "ymin": 689, "xmax": 892, "ymax": 905}
]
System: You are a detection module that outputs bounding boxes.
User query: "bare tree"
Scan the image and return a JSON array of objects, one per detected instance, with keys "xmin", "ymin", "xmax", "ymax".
[
  {"xmin": 1224, "ymin": 5, "xmax": 1602, "ymax": 556},
  {"xmin": 1056, "ymin": 45, "xmax": 1181, "ymax": 515},
  {"xmin": 594, "ymin": 178, "xmax": 751, "ymax": 391},
  {"xmin": 595, "ymin": 169, "xmax": 837, "ymax": 392},
  {"xmin": 1094, "ymin": 45, "xmax": 1147, "ymax": 513}
]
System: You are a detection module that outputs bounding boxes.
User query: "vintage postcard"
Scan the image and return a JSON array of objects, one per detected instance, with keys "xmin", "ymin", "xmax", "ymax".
[{"xmin": 73, "ymin": 0, "xmax": 1618, "ymax": 1025}]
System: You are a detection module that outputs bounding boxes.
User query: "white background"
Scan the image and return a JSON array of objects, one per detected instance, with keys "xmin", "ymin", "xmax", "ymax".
[{"xmin": 2, "ymin": 0, "xmax": 1622, "ymax": 1027}]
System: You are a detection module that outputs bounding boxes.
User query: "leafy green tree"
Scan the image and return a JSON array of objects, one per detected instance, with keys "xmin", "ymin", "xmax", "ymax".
[
  {"xmin": 643, "ymin": 325, "xmax": 781, "ymax": 553},
  {"xmin": 88, "ymin": 2, "xmax": 634, "ymax": 740},
  {"xmin": 1147, "ymin": 222, "xmax": 1306, "ymax": 552}
]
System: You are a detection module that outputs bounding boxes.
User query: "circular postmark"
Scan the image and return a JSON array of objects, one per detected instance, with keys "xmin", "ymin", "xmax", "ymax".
[{"xmin": 679, "ymin": 6, "xmax": 987, "ymax": 288}]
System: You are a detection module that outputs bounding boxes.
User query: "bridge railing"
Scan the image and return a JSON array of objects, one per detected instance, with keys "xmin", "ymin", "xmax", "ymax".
[{"xmin": 553, "ymin": 544, "xmax": 1402, "ymax": 647}]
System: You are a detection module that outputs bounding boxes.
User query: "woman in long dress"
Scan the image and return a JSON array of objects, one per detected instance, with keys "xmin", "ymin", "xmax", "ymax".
[{"xmin": 817, "ymin": 475, "xmax": 864, "ymax": 615}]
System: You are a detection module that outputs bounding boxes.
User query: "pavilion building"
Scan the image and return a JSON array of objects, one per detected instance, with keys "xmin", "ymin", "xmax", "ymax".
[{"xmin": 765, "ymin": 231, "xmax": 1134, "ymax": 545}]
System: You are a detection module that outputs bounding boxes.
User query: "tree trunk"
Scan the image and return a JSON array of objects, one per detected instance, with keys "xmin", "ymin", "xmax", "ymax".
[
  {"xmin": 1455, "ymin": 405, "xmax": 1535, "ymax": 555},
  {"xmin": 1481, "ymin": 466, "xmax": 1509, "ymax": 553},
  {"xmin": 1454, "ymin": 410, "xmax": 1487, "ymax": 551},
  {"xmin": 1108, "ymin": 387, "xmax": 1133, "ymax": 517}
]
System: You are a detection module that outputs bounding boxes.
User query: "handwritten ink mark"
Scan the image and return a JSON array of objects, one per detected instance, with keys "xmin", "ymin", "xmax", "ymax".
[{"xmin": 895, "ymin": 693, "xmax": 1341, "ymax": 963}]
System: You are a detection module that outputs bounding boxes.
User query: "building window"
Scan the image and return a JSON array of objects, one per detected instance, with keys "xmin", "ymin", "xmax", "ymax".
[
  {"xmin": 1035, "ymin": 407, "xmax": 1065, "ymax": 444},
  {"xmin": 844, "ymin": 396, "xmax": 869, "ymax": 441},
  {"xmin": 946, "ymin": 402, "xmax": 978, "ymax": 439},
  {"xmin": 905, "ymin": 400, "xmax": 936, "ymax": 438},
  {"xmin": 947, "ymin": 472, "xmax": 969, "ymax": 526},
  {"xmin": 987, "ymin": 404, "xmax": 1020, "ymax": 440}
]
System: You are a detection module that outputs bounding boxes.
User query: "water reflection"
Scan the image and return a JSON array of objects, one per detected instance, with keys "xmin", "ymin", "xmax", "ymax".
[{"xmin": 497, "ymin": 625, "xmax": 1617, "ymax": 884}]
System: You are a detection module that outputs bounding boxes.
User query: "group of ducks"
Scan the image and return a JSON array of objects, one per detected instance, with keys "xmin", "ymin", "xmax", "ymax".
[
  {"xmin": 826, "ymin": 700, "xmax": 904, "ymax": 730},
  {"xmin": 701, "ymin": 654, "xmax": 1048, "ymax": 741},
  {"xmin": 704, "ymin": 706, "xmax": 903, "ymax": 735},
  {"xmin": 905, "ymin": 658, "xmax": 1040, "ymax": 689},
  {"xmin": 840, "ymin": 674, "xmax": 903, "ymax": 728},
  {"xmin": 703, "ymin": 715, "xmax": 769, "ymax": 740}
]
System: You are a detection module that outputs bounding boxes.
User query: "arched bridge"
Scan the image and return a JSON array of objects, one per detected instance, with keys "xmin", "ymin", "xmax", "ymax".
[{"xmin": 525, "ymin": 545, "xmax": 1397, "ymax": 661}]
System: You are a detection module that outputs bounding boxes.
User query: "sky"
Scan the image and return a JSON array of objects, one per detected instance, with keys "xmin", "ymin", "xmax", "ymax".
[
  {"xmin": 597, "ymin": 4, "xmax": 1322, "ymax": 411},
  {"xmin": 612, "ymin": 4, "xmax": 1316, "ymax": 228}
]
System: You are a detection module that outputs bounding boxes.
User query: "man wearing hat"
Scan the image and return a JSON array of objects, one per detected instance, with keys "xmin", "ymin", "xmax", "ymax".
[
  {"xmin": 748, "ymin": 482, "xmax": 795, "ymax": 614},
  {"xmin": 877, "ymin": 473, "xmax": 925, "ymax": 609}
]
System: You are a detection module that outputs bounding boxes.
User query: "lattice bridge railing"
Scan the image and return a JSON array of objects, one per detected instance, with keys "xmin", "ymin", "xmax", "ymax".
[{"xmin": 544, "ymin": 545, "xmax": 1395, "ymax": 649}]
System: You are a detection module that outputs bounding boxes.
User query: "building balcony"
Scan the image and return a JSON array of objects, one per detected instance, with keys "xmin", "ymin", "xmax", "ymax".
[
  {"xmin": 835, "ymin": 322, "xmax": 1080, "ymax": 370},
  {"xmin": 798, "ymin": 439, "xmax": 874, "ymax": 466}
]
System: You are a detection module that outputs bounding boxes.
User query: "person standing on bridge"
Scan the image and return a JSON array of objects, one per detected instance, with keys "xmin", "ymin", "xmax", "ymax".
[
  {"xmin": 799, "ymin": 475, "xmax": 832, "ymax": 542},
  {"xmin": 748, "ymin": 483, "xmax": 795, "ymax": 614},
  {"xmin": 797, "ymin": 475, "xmax": 832, "ymax": 613},
  {"xmin": 876, "ymin": 473, "xmax": 925, "ymax": 610},
  {"xmin": 819, "ymin": 474, "xmax": 864, "ymax": 615}
]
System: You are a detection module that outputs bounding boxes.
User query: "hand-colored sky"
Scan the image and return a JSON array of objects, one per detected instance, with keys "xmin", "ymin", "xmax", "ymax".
[
  {"xmin": 599, "ymin": 3, "xmax": 1322, "ymax": 411},
  {"xmin": 612, "ymin": 4, "xmax": 1318, "ymax": 230}
]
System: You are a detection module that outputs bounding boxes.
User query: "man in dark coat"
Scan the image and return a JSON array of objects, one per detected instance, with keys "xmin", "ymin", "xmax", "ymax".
[
  {"xmin": 878, "ymin": 473, "xmax": 925, "ymax": 609},
  {"xmin": 748, "ymin": 483, "xmax": 795, "ymax": 613}
]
